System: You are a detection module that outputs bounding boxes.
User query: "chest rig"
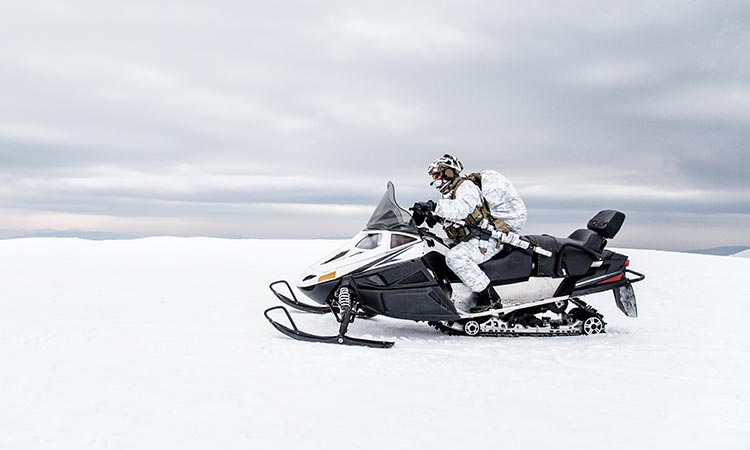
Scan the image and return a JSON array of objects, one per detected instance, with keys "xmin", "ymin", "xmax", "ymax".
[{"xmin": 443, "ymin": 174, "xmax": 494, "ymax": 241}]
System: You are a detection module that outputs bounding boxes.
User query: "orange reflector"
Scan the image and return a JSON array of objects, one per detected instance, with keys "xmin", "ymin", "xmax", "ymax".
[{"xmin": 318, "ymin": 271, "xmax": 337, "ymax": 282}]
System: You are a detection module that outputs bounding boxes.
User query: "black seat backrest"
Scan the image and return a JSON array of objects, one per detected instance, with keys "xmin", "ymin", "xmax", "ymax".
[
  {"xmin": 568, "ymin": 229, "xmax": 604, "ymax": 252},
  {"xmin": 588, "ymin": 210, "xmax": 625, "ymax": 238}
]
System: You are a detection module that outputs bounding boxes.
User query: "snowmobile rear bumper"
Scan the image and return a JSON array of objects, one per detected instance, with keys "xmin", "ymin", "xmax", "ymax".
[{"xmin": 572, "ymin": 268, "xmax": 645, "ymax": 296}]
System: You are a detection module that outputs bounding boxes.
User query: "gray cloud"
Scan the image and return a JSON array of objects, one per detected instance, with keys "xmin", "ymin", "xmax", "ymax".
[{"xmin": 1, "ymin": 0, "xmax": 748, "ymax": 250}]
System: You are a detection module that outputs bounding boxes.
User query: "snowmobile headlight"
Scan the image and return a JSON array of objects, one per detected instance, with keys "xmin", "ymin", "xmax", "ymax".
[{"xmin": 318, "ymin": 271, "xmax": 337, "ymax": 282}]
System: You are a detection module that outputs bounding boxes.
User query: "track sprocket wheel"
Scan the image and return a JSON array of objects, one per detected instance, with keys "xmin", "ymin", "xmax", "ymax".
[
  {"xmin": 582, "ymin": 316, "xmax": 605, "ymax": 335},
  {"xmin": 464, "ymin": 320, "xmax": 481, "ymax": 336}
]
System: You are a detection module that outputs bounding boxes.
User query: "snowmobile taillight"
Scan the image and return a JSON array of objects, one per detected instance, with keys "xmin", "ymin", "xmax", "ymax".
[
  {"xmin": 625, "ymin": 259, "xmax": 630, "ymax": 267},
  {"xmin": 318, "ymin": 271, "xmax": 337, "ymax": 282},
  {"xmin": 596, "ymin": 273, "xmax": 624, "ymax": 285}
]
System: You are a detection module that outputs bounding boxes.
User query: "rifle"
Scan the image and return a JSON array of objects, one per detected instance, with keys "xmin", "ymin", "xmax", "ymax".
[{"xmin": 442, "ymin": 217, "xmax": 553, "ymax": 257}]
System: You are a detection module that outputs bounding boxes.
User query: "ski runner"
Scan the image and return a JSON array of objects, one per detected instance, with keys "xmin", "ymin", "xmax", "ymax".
[{"xmin": 411, "ymin": 154, "xmax": 527, "ymax": 312}]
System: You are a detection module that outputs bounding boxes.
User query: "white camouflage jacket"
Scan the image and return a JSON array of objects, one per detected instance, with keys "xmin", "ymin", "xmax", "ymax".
[{"xmin": 434, "ymin": 169, "xmax": 527, "ymax": 234}]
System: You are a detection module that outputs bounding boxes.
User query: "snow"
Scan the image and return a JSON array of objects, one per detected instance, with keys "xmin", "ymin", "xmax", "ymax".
[
  {"xmin": 732, "ymin": 249, "xmax": 750, "ymax": 258},
  {"xmin": 1, "ymin": 238, "xmax": 749, "ymax": 450}
]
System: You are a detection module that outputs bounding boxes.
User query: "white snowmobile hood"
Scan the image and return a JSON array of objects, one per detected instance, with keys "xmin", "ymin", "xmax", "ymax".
[{"xmin": 296, "ymin": 230, "xmax": 425, "ymax": 289}]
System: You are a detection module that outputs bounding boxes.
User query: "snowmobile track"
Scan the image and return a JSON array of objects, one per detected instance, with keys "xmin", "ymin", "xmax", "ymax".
[{"xmin": 428, "ymin": 321, "xmax": 584, "ymax": 337}]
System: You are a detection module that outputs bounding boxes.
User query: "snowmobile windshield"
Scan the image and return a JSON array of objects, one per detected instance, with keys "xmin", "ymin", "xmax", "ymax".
[{"xmin": 365, "ymin": 182, "xmax": 419, "ymax": 233}]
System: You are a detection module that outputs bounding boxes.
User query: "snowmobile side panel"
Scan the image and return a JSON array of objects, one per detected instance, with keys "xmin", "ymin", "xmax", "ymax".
[
  {"xmin": 572, "ymin": 276, "xmax": 627, "ymax": 296},
  {"xmin": 423, "ymin": 251, "xmax": 460, "ymax": 284},
  {"xmin": 353, "ymin": 259, "xmax": 435, "ymax": 289},
  {"xmin": 357, "ymin": 287, "xmax": 460, "ymax": 321},
  {"xmin": 349, "ymin": 258, "xmax": 460, "ymax": 321},
  {"xmin": 493, "ymin": 277, "xmax": 564, "ymax": 304}
]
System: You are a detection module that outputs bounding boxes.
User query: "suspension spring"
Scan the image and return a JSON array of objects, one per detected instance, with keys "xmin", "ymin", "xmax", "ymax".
[{"xmin": 337, "ymin": 286, "xmax": 352, "ymax": 312}]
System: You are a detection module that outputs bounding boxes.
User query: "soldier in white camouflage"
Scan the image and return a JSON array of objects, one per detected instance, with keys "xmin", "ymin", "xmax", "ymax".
[{"xmin": 411, "ymin": 154, "xmax": 527, "ymax": 312}]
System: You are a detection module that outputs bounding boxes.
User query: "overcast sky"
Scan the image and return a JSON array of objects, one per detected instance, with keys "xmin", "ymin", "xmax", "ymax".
[{"xmin": 0, "ymin": 0, "xmax": 748, "ymax": 250}]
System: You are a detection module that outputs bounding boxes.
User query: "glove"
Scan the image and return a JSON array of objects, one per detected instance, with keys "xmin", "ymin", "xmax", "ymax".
[
  {"xmin": 425, "ymin": 214, "xmax": 438, "ymax": 228},
  {"xmin": 412, "ymin": 201, "xmax": 436, "ymax": 214},
  {"xmin": 410, "ymin": 201, "xmax": 436, "ymax": 226},
  {"xmin": 493, "ymin": 218, "xmax": 511, "ymax": 234}
]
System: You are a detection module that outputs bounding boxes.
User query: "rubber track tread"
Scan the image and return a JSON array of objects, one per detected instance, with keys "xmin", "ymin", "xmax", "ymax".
[{"xmin": 429, "ymin": 321, "xmax": 583, "ymax": 337}]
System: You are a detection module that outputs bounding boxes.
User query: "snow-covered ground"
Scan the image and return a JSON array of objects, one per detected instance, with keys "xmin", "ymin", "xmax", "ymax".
[
  {"xmin": 1, "ymin": 238, "xmax": 749, "ymax": 450},
  {"xmin": 732, "ymin": 249, "xmax": 750, "ymax": 258}
]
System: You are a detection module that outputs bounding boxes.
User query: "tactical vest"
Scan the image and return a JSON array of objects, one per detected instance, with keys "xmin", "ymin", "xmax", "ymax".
[{"xmin": 443, "ymin": 174, "xmax": 495, "ymax": 241}]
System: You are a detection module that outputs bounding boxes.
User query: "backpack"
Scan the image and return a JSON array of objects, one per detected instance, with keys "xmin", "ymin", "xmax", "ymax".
[{"xmin": 462, "ymin": 170, "xmax": 527, "ymax": 233}]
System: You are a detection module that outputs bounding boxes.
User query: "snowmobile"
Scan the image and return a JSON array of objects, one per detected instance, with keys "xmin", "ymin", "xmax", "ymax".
[{"xmin": 264, "ymin": 182, "xmax": 645, "ymax": 348}]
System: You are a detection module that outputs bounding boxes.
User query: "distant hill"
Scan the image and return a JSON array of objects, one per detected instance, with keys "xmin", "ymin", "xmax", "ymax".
[
  {"xmin": 732, "ymin": 249, "xmax": 750, "ymax": 258},
  {"xmin": 0, "ymin": 230, "xmax": 256, "ymax": 241},
  {"xmin": 687, "ymin": 245, "xmax": 750, "ymax": 256},
  {"xmin": 2, "ymin": 230, "xmax": 135, "ymax": 241}
]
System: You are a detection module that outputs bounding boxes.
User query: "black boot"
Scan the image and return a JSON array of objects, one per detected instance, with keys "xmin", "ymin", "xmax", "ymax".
[{"xmin": 469, "ymin": 286, "xmax": 502, "ymax": 313}]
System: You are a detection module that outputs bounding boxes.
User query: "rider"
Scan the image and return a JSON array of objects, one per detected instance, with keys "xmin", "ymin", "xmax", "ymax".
[{"xmin": 412, "ymin": 154, "xmax": 527, "ymax": 312}]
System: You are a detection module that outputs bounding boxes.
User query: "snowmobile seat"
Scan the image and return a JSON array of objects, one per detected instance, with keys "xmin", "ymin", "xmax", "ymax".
[
  {"xmin": 555, "ymin": 239, "xmax": 598, "ymax": 276},
  {"xmin": 524, "ymin": 235, "xmax": 559, "ymax": 276},
  {"xmin": 480, "ymin": 247, "xmax": 533, "ymax": 285},
  {"xmin": 524, "ymin": 234, "xmax": 599, "ymax": 278},
  {"xmin": 567, "ymin": 229, "xmax": 604, "ymax": 252}
]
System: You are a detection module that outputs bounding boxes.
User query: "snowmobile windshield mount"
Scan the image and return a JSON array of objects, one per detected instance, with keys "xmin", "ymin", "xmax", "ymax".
[{"xmin": 365, "ymin": 181, "xmax": 418, "ymax": 233}]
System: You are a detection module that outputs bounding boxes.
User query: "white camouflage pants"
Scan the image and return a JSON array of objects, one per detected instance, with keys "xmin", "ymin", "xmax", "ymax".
[{"xmin": 445, "ymin": 238, "xmax": 502, "ymax": 292}]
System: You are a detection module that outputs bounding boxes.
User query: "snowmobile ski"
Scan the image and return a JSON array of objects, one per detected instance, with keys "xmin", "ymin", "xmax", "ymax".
[{"xmin": 264, "ymin": 282, "xmax": 395, "ymax": 349}]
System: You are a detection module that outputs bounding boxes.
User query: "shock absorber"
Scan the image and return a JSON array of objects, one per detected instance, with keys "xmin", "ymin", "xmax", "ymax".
[
  {"xmin": 335, "ymin": 285, "xmax": 355, "ymax": 343},
  {"xmin": 336, "ymin": 286, "xmax": 352, "ymax": 313}
]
